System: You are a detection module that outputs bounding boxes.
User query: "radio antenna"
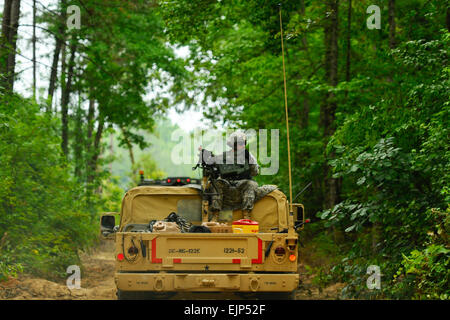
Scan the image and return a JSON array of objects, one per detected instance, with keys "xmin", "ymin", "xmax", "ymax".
[{"xmin": 279, "ymin": 4, "xmax": 294, "ymax": 215}]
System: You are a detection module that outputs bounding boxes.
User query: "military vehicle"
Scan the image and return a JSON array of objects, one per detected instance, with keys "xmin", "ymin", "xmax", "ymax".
[{"xmin": 101, "ymin": 161, "xmax": 309, "ymax": 300}]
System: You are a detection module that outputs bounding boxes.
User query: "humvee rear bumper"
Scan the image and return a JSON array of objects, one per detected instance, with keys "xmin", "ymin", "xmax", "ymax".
[{"xmin": 115, "ymin": 272, "xmax": 299, "ymax": 293}]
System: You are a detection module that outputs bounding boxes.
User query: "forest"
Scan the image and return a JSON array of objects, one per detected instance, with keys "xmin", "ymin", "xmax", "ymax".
[{"xmin": 0, "ymin": 0, "xmax": 448, "ymax": 300}]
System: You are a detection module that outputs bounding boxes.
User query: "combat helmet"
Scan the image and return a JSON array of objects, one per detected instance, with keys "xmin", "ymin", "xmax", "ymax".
[{"xmin": 227, "ymin": 131, "xmax": 247, "ymax": 148}]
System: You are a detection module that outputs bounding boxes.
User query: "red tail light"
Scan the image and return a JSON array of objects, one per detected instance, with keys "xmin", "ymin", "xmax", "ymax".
[
  {"xmin": 289, "ymin": 254, "xmax": 297, "ymax": 262},
  {"xmin": 117, "ymin": 253, "xmax": 124, "ymax": 261},
  {"xmin": 177, "ymin": 179, "xmax": 181, "ymax": 183},
  {"xmin": 187, "ymin": 178, "xmax": 191, "ymax": 183},
  {"xmin": 167, "ymin": 179, "xmax": 171, "ymax": 183}
]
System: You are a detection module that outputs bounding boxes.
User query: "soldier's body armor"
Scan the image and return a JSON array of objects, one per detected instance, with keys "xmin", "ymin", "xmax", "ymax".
[
  {"xmin": 203, "ymin": 148, "xmax": 268, "ymax": 218},
  {"xmin": 217, "ymin": 149, "xmax": 253, "ymax": 181}
]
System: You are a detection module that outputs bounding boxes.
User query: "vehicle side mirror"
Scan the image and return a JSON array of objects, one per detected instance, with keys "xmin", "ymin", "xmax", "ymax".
[
  {"xmin": 295, "ymin": 205, "xmax": 303, "ymax": 222},
  {"xmin": 100, "ymin": 213, "xmax": 118, "ymax": 240},
  {"xmin": 292, "ymin": 204, "xmax": 307, "ymax": 231}
]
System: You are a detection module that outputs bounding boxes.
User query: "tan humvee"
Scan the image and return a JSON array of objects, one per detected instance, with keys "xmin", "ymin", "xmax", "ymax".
[{"xmin": 100, "ymin": 185, "xmax": 305, "ymax": 300}]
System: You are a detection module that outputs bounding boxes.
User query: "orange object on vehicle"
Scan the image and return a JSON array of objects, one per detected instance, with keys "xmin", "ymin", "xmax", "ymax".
[{"xmin": 232, "ymin": 219, "xmax": 259, "ymax": 234}]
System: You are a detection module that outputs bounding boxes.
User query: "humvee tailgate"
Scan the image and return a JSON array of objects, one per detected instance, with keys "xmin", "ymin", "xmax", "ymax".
[{"xmin": 151, "ymin": 234, "xmax": 263, "ymax": 267}]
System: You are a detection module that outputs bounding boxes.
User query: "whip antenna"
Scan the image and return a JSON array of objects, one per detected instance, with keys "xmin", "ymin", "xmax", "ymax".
[{"xmin": 279, "ymin": 4, "xmax": 294, "ymax": 215}]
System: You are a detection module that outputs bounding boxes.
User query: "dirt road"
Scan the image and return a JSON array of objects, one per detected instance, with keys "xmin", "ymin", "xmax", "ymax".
[
  {"xmin": 0, "ymin": 241, "xmax": 343, "ymax": 300},
  {"xmin": 0, "ymin": 241, "xmax": 116, "ymax": 300}
]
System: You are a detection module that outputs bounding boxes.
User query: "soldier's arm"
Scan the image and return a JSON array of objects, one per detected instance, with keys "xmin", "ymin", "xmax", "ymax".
[
  {"xmin": 249, "ymin": 153, "xmax": 259, "ymax": 176},
  {"xmin": 250, "ymin": 164, "xmax": 259, "ymax": 177}
]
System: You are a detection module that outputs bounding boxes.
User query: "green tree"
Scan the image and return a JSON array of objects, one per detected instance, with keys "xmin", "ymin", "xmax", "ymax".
[{"xmin": 0, "ymin": 94, "xmax": 96, "ymax": 280}]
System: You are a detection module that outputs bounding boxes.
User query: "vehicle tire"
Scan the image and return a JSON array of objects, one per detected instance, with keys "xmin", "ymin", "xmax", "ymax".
[
  {"xmin": 117, "ymin": 290, "xmax": 175, "ymax": 300},
  {"xmin": 147, "ymin": 292, "xmax": 176, "ymax": 300},
  {"xmin": 255, "ymin": 291, "xmax": 296, "ymax": 300},
  {"xmin": 117, "ymin": 290, "xmax": 146, "ymax": 300}
]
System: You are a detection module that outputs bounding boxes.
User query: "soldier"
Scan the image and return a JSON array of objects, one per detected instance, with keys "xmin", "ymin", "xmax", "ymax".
[{"xmin": 203, "ymin": 131, "xmax": 260, "ymax": 221}]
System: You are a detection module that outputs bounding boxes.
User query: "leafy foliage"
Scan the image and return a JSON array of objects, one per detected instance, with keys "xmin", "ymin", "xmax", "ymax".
[
  {"xmin": 0, "ymin": 95, "xmax": 97, "ymax": 280},
  {"xmin": 318, "ymin": 33, "xmax": 449, "ymax": 299},
  {"xmin": 392, "ymin": 244, "xmax": 449, "ymax": 299}
]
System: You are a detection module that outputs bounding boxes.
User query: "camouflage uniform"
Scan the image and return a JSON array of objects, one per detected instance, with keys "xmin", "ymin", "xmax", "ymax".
[
  {"xmin": 202, "ymin": 131, "xmax": 277, "ymax": 221},
  {"xmin": 207, "ymin": 146, "xmax": 267, "ymax": 220},
  {"xmin": 209, "ymin": 178, "xmax": 277, "ymax": 211}
]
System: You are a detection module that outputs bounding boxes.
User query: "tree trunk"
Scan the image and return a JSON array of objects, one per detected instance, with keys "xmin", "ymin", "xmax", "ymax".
[
  {"xmin": 299, "ymin": 96, "xmax": 310, "ymax": 130},
  {"xmin": 60, "ymin": 40, "xmax": 67, "ymax": 92},
  {"xmin": 86, "ymin": 111, "xmax": 105, "ymax": 210},
  {"xmin": 321, "ymin": 0, "xmax": 340, "ymax": 209},
  {"xmin": 345, "ymin": 0, "xmax": 352, "ymax": 83},
  {"xmin": 447, "ymin": 7, "xmax": 450, "ymax": 32},
  {"xmin": 47, "ymin": 0, "xmax": 67, "ymax": 111},
  {"xmin": 0, "ymin": 0, "xmax": 13, "ymax": 85},
  {"xmin": 61, "ymin": 42, "xmax": 77, "ymax": 156},
  {"xmin": 32, "ymin": 0, "xmax": 36, "ymax": 98},
  {"xmin": 1, "ymin": 0, "xmax": 13, "ymax": 43},
  {"xmin": 47, "ymin": 38, "xmax": 62, "ymax": 112},
  {"xmin": 87, "ymin": 115, "xmax": 105, "ymax": 185},
  {"xmin": 74, "ymin": 93, "xmax": 84, "ymax": 179},
  {"xmin": 93, "ymin": 116, "xmax": 105, "ymax": 171},
  {"xmin": 1, "ymin": 0, "xmax": 21, "ymax": 92},
  {"xmin": 86, "ymin": 97, "xmax": 95, "ymax": 145},
  {"xmin": 299, "ymin": 0, "xmax": 310, "ymax": 130},
  {"xmin": 388, "ymin": 0, "xmax": 396, "ymax": 49},
  {"xmin": 322, "ymin": 0, "xmax": 339, "ymax": 135},
  {"xmin": 6, "ymin": 0, "xmax": 21, "ymax": 91},
  {"xmin": 121, "ymin": 128, "xmax": 136, "ymax": 175},
  {"xmin": 85, "ymin": 96, "xmax": 95, "ymax": 184},
  {"xmin": 109, "ymin": 134, "xmax": 114, "ymax": 175}
]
